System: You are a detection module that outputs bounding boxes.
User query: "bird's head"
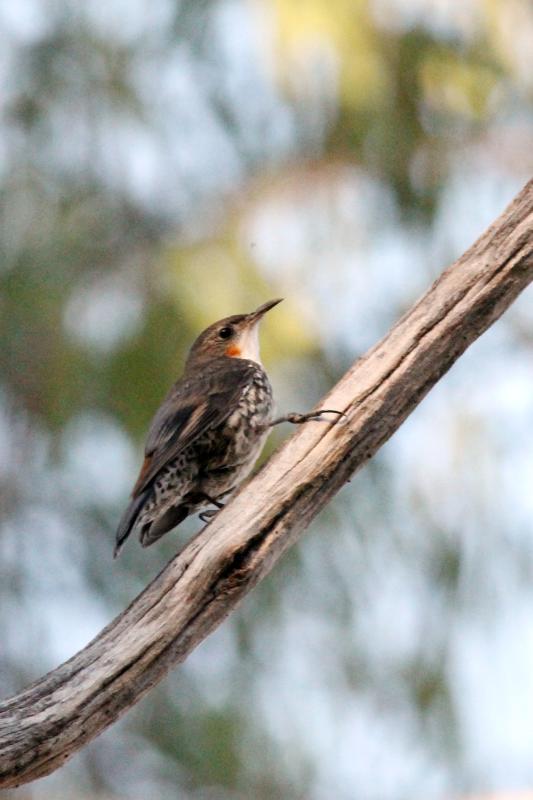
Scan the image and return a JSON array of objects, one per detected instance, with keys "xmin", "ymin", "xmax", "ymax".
[{"xmin": 186, "ymin": 298, "xmax": 282, "ymax": 368}]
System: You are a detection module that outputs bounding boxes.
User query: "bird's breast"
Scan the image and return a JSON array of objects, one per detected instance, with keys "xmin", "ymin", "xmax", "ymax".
[
  {"xmin": 225, "ymin": 369, "xmax": 273, "ymax": 433},
  {"xmin": 180, "ymin": 369, "xmax": 273, "ymax": 503}
]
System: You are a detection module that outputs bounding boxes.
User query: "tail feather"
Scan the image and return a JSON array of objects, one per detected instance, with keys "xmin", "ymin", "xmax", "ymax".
[
  {"xmin": 114, "ymin": 490, "xmax": 150, "ymax": 558},
  {"xmin": 140, "ymin": 504, "xmax": 190, "ymax": 549}
]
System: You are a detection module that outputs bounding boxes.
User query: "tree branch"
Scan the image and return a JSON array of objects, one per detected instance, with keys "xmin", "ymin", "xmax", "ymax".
[{"xmin": 1, "ymin": 179, "xmax": 532, "ymax": 789}]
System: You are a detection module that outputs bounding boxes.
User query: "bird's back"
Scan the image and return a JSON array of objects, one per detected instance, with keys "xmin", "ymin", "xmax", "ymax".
[{"xmin": 114, "ymin": 356, "xmax": 273, "ymax": 555}]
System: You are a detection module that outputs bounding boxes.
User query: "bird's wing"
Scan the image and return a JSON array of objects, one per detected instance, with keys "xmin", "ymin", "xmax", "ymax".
[{"xmin": 131, "ymin": 360, "xmax": 255, "ymax": 497}]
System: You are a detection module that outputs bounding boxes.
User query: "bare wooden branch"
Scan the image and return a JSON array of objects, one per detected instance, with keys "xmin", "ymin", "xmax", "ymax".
[{"xmin": 1, "ymin": 179, "xmax": 532, "ymax": 789}]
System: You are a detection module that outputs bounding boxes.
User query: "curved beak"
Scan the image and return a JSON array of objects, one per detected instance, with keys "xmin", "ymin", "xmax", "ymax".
[{"xmin": 247, "ymin": 298, "xmax": 283, "ymax": 323}]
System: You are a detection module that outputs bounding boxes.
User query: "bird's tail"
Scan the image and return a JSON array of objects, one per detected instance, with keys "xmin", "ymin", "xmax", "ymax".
[
  {"xmin": 139, "ymin": 503, "xmax": 190, "ymax": 549},
  {"xmin": 114, "ymin": 489, "xmax": 150, "ymax": 558}
]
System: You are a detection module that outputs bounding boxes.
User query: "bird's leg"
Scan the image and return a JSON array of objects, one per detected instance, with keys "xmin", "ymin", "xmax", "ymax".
[
  {"xmin": 199, "ymin": 510, "xmax": 217, "ymax": 522},
  {"xmin": 269, "ymin": 409, "xmax": 346, "ymax": 427},
  {"xmin": 199, "ymin": 493, "xmax": 225, "ymax": 523}
]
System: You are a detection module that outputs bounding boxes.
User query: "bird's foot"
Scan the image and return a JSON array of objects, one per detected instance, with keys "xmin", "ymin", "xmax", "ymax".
[
  {"xmin": 270, "ymin": 409, "xmax": 346, "ymax": 427},
  {"xmin": 199, "ymin": 493, "xmax": 225, "ymax": 523}
]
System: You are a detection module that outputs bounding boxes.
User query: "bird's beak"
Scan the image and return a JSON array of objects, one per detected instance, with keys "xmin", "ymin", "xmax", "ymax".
[{"xmin": 247, "ymin": 298, "xmax": 283, "ymax": 323}]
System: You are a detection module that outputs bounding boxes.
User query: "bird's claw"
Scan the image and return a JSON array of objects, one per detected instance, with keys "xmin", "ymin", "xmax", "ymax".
[{"xmin": 199, "ymin": 493, "xmax": 225, "ymax": 523}]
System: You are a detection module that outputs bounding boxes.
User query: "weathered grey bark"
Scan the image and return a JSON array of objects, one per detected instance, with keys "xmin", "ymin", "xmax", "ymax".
[{"xmin": 1, "ymin": 179, "xmax": 532, "ymax": 789}]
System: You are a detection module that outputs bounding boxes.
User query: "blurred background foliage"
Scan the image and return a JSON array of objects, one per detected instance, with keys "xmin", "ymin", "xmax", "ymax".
[{"xmin": 1, "ymin": 0, "xmax": 533, "ymax": 798}]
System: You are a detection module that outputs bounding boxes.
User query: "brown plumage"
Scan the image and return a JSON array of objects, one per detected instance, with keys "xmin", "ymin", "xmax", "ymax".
[{"xmin": 114, "ymin": 299, "xmax": 282, "ymax": 557}]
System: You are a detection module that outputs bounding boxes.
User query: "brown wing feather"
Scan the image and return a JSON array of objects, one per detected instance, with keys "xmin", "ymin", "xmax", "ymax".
[
  {"xmin": 131, "ymin": 454, "xmax": 154, "ymax": 497},
  {"xmin": 130, "ymin": 358, "xmax": 256, "ymax": 498}
]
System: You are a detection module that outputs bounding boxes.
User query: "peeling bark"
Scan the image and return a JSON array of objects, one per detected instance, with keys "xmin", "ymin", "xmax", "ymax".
[{"xmin": 1, "ymin": 179, "xmax": 532, "ymax": 788}]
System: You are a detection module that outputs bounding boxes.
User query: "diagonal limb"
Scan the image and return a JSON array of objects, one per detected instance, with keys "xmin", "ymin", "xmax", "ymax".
[{"xmin": 1, "ymin": 178, "xmax": 532, "ymax": 790}]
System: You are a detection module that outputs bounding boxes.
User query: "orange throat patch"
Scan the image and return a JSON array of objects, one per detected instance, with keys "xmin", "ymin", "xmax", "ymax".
[{"xmin": 225, "ymin": 344, "xmax": 241, "ymax": 357}]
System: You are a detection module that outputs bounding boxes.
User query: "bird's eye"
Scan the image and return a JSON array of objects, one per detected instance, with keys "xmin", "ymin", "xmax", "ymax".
[{"xmin": 218, "ymin": 326, "xmax": 234, "ymax": 340}]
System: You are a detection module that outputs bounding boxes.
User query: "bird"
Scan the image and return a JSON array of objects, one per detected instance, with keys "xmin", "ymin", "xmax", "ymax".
[{"xmin": 114, "ymin": 298, "xmax": 283, "ymax": 557}]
